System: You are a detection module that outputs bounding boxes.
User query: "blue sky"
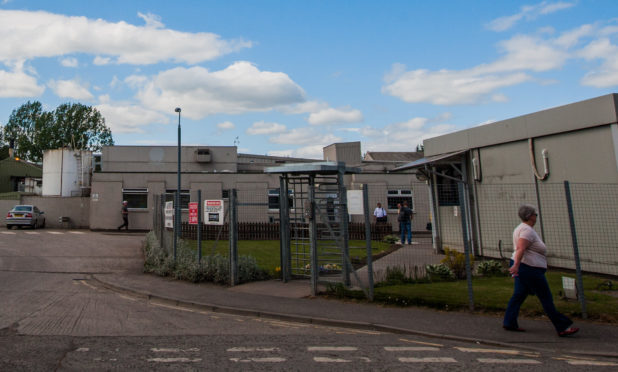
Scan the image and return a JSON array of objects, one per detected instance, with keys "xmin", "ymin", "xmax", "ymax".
[{"xmin": 1, "ymin": 0, "xmax": 617, "ymax": 158}]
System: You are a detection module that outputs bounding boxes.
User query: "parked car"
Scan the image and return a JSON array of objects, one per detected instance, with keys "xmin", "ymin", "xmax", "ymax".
[{"xmin": 6, "ymin": 205, "xmax": 45, "ymax": 229}]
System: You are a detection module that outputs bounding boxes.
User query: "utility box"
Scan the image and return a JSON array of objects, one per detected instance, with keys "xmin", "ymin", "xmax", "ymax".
[{"xmin": 196, "ymin": 148, "xmax": 211, "ymax": 163}]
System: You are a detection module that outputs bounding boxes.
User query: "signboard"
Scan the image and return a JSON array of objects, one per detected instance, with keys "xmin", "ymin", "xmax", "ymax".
[
  {"xmin": 188, "ymin": 202, "xmax": 198, "ymax": 225},
  {"xmin": 164, "ymin": 201, "xmax": 174, "ymax": 228},
  {"xmin": 347, "ymin": 190, "xmax": 364, "ymax": 215},
  {"xmin": 204, "ymin": 200, "xmax": 224, "ymax": 225}
]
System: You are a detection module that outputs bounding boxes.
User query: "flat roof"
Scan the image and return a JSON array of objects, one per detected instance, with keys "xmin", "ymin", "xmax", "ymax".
[{"xmin": 424, "ymin": 93, "xmax": 618, "ymax": 156}]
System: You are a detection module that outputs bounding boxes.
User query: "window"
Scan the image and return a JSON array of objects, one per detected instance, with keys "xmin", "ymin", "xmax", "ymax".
[
  {"xmin": 222, "ymin": 189, "xmax": 230, "ymax": 200},
  {"xmin": 165, "ymin": 189, "xmax": 190, "ymax": 209},
  {"xmin": 122, "ymin": 188, "xmax": 148, "ymax": 209},
  {"xmin": 268, "ymin": 188, "xmax": 294, "ymax": 210},
  {"xmin": 387, "ymin": 189, "xmax": 413, "ymax": 210}
]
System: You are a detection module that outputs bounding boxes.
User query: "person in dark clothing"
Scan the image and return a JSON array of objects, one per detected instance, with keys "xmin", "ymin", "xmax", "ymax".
[
  {"xmin": 398, "ymin": 201, "xmax": 413, "ymax": 244},
  {"xmin": 117, "ymin": 200, "xmax": 129, "ymax": 230}
]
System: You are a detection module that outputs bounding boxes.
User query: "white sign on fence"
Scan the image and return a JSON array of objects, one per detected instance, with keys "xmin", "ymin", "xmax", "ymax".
[
  {"xmin": 164, "ymin": 201, "xmax": 174, "ymax": 228},
  {"xmin": 204, "ymin": 200, "xmax": 224, "ymax": 225},
  {"xmin": 347, "ymin": 190, "xmax": 364, "ymax": 215}
]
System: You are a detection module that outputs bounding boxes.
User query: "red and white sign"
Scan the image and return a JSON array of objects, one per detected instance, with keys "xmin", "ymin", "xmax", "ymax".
[
  {"xmin": 204, "ymin": 200, "xmax": 224, "ymax": 225},
  {"xmin": 188, "ymin": 202, "xmax": 198, "ymax": 225}
]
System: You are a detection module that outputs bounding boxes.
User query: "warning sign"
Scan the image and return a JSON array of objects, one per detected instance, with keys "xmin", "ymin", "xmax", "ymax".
[
  {"xmin": 204, "ymin": 200, "xmax": 224, "ymax": 225},
  {"xmin": 188, "ymin": 202, "xmax": 198, "ymax": 225},
  {"xmin": 164, "ymin": 201, "xmax": 174, "ymax": 228}
]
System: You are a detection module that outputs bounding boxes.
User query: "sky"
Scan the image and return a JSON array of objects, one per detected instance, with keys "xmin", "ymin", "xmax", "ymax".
[{"xmin": 1, "ymin": 0, "xmax": 617, "ymax": 159}]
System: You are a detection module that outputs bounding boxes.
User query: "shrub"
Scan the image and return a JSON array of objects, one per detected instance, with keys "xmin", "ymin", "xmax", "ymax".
[
  {"xmin": 477, "ymin": 260, "xmax": 505, "ymax": 277},
  {"xmin": 142, "ymin": 232, "xmax": 270, "ymax": 285},
  {"xmin": 383, "ymin": 234, "xmax": 400, "ymax": 244},
  {"xmin": 384, "ymin": 266, "xmax": 407, "ymax": 284},
  {"xmin": 441, "ymin": 247, "xmax": 474, "ymax": 279},
  {"xmin": 426, "ymin": 264, "xmax": 455, "ymax": 281}
]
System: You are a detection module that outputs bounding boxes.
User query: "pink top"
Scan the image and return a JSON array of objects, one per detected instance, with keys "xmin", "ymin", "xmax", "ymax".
[{"xmin": 512, "ymin": 223, "xmax": 547, "ymax": 269}]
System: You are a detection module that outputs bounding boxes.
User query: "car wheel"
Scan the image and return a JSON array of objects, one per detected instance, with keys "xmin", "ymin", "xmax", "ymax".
[{"xmin": 6, "ymin": 225, "xmax": 11, "ymax": 230}]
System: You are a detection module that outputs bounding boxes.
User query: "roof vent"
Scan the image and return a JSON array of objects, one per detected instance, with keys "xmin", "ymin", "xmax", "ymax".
[{"xmin": 196, "ymin": 148, "xmax": 211, "ymax": 163}]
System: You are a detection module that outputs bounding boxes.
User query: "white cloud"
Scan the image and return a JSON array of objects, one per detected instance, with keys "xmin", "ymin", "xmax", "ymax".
[
  {"xmin": 137, "ymin": 12, "xmax": 164, "ymax": 29},
  {"xmin": 96, "ymin": 101, "xmax": 170, "ymax": 133},
  {"xmin": 60, "ymin": 57, "xmax": 78, "ymax": 67},
  {"xmin": 362, "ymin": 116, "xmax": 457, "ymax": 152},
  {"xmin": 383, "ymin": 67, "xmax": 531, "ymax": 105},
  {"xmin": 247, "ymin": 121, "xmax": 286, "ymax": 135},
  {"xmin": 269, "ymin": 127, "xmax": 341, "ymax": 146},
  {"xmin": 48, "ymin": 79, "xmax": 94, "ymax": 100},
  {"xmin": 0, "ymin": 10, "xmax": 251, "ymax": 65},
  {"xmin": 307, "ymin": 107, "xmax": 363, "ymax": 125},
  {"xmin": 279, "ymin": 100, "xmax": 329, "ymax": 114},
  {"xmin": 382, "ymin": 30, "xmax": 582, "ymax": 105},
  {"xmin": 217, "ymin": 121, "xmax": 235, "ymax": 130},
  {"xmin": 0, "ymin": 65, "xmax": 45, "ymax": 97},
  {"xmin": 135, "ymin": 62, "xmax": 306, "ymax": 119},
  {"xmin": 486, "ymin": 1, "xmax": 576, "ymax": 32},
  {"xmin": 579, "ymin": 38, "xmax": 618, "ymax": 87},
  {"xmin": 268, "ymin": 145, "xmax": 324, "ymax": 159},
  {"xmin": 93, "ymin": 56, "xmax": 111, "ymax": 66}
]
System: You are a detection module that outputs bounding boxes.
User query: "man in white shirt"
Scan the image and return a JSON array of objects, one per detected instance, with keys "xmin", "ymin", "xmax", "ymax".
[{"xmin": 373, "ymin": 202, "xmax": 387, "ymax": 223}]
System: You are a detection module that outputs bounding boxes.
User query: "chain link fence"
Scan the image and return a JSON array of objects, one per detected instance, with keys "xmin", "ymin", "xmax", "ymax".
[{"xmin": 149, "ymin": 181, "xmax": 618, "ymax": 318}]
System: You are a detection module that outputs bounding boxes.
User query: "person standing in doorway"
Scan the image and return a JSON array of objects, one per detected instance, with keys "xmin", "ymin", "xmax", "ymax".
[
  {"xmin": 398, "ymin": 201, "xmax": 413, "ymax": 244},
  {"xmin": 117, "ymin": 200, "xmax": 129, "ymax": 230},
  {"xmin": 373, "ymin": 202, "xmax": 387, "ymax": 223}
]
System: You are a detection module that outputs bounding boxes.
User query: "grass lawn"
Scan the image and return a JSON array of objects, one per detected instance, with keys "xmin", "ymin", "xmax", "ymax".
[
  {"xmin": 183, "ymin": 239, "xmax": 391, "ymax": 275},
  {"xmin": 372, "ymin": 271, "xmax": 618, "ymax": 323}
]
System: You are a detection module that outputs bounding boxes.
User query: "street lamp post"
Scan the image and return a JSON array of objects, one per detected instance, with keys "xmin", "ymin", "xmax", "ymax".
[{"xmin": 174, "ymin": 107, "xmax": 182, "ymax": 260}]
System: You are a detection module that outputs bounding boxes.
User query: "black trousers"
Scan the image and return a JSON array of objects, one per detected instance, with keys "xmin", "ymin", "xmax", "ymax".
[{"xmin": 118, "ymin": 216, "xmax": 128, "ymax": 230}]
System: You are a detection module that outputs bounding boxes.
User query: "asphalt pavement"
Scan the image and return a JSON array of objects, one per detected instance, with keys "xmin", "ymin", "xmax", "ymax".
[{"xmin": 93, "ymin": 272, "xmax": 618, "ymax": 359}]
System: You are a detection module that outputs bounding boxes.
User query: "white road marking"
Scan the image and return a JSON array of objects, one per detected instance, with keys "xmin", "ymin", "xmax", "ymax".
[
  {"xmin": 1, "ymin": 231, "xmax": 16, "ymax": 234},
  {"xmin": 478, "ymin": 358, "xmax": 541, "ymax": 364},
  {"xmin": 48, "ymin": 231, "xmax": 64, "ymax": 235},
  {"xmin": 151, "ymin": 348, "xmax": 200, "ymax": 353},
  {"xmin": 69, "ymin": 231, "xmax": 85, "ymax": 234},
  {"xmin": 399, "ymin": 338, "xmax": 443, "ymax": 347},
  {"xmin": 566, "ymin": 360, "xmax": 618, "ymax": 366},
  {"xmin": 385, "ymin": 346, "xmax": 440, "ymax": 352},
  {"xmin": 314, "ymin": 357, "xmax": 351, "ymax": 363},
  {"xmin": 308, "ymin": 346, "xmax": 357, "ymax": 352},
  {"xmin": 76, "ymin": 348, "xmax": 89, "ymax": 352},
  {"xmin": 455, "ymin": 347, "xmax": 527, "ymax": 355},
  {"xmin": 227, "ymin": 347, "xmax": 280, "ymax": 352},
  {"xmin": 399, "ymin": 357, "xmax": 457, "ymax": 363},
  {"xmin": 147, "ymin": 358, "xmax": 201, "ymax": 363},
  {"xmin": 25, "ymin": 231, "xmax": 40, "ymax": 235},
  {"xmin": 230, "ymin": 357, "xmax": 286, "ymax": 363}
]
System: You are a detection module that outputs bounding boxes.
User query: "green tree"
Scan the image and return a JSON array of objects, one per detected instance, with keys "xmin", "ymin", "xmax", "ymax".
[{"xmin": 2, "ymin": 101, "xmax": 114, "ymax": 163}]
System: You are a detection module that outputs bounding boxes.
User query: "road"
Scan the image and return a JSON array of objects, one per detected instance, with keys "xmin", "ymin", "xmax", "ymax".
[{"xmin": 1, "ymin": 229, "xmax": 616, "ymax": 370}]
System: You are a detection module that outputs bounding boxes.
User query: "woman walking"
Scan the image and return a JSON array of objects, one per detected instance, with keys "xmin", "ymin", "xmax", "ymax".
[{"xmin": 503, "ymin": 204, "xmax": 579, "ymax": 337}]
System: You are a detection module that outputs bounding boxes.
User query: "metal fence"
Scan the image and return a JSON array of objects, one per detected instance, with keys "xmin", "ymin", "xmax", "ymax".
[{"xmin": 150, "ymin": 181, "xmax": 618, "ymax": 318}]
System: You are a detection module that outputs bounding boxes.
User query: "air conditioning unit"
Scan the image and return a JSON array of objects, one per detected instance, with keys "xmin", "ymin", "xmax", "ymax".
[{"xmin": 196, "ymin": 148, "xmax": 211, "ymax": 163}]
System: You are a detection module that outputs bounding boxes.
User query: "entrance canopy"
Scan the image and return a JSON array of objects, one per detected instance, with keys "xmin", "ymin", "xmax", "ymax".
[
  {"xmin": 392, "ymin": 150, "xmax": 467, "ymax": 172},
  {"xmin": 265, "ymin": 161, "xmax": 360, "ymax": 175}
]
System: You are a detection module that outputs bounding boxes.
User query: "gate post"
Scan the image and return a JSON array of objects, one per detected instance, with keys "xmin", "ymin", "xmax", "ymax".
[
  {"xmin": 197, "ymin": 189, "xmax": 202, "ymax": 263},
  {"xmin": 458, "ymin": 182, "xmax": 475, "ymax": 311},
  {"xmin": 362, "ymin": 184, "xmax": 374, "ymax": 300},
  {"xmin": 309, "ymin": 175, "xmax": 319, "ymax": 296},
  {"xmin": 279, "ymin": 176, "xmax": 291, "ymax": 282},
  {"xmin": 229, "ymin": 189, "xmax": 239, "ymax": 286},
  {"xmin": 564, "ymin": 181, "xmax": 588, "ymax": 319},
  {"xmin": 338, "ymin": 170, "xmax": 351, "ymax": 287}
]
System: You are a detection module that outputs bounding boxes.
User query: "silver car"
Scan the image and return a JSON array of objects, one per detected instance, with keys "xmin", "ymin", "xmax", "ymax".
[{"xmin": 6, "ymin": 205, "xmax": 46, "ymax": 229}]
